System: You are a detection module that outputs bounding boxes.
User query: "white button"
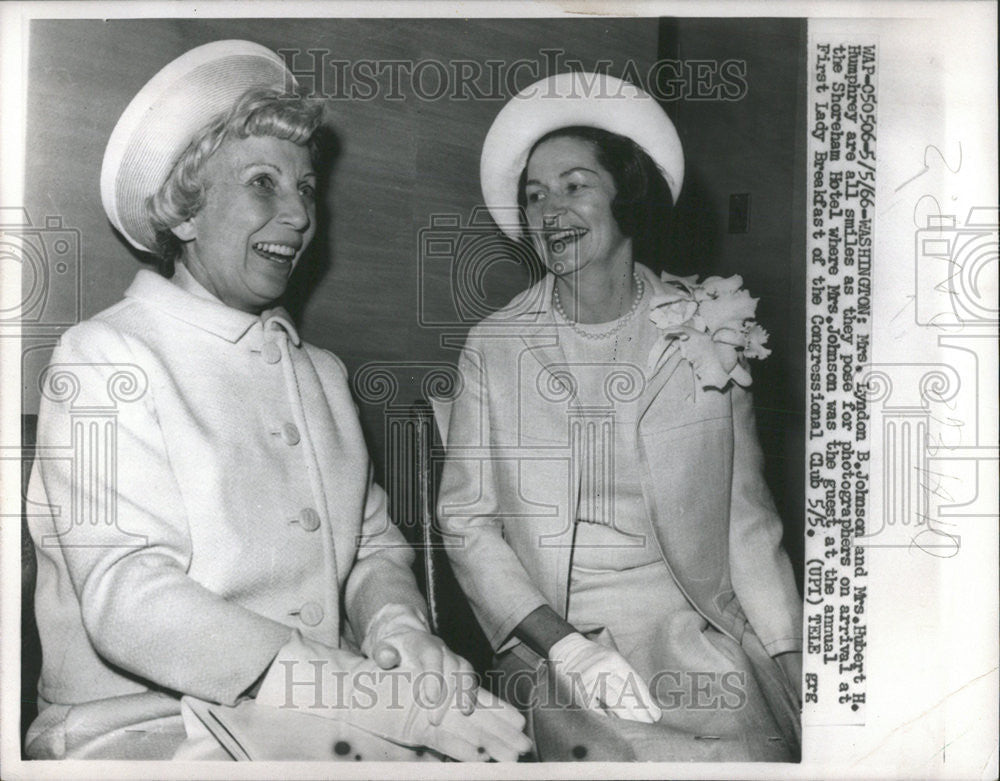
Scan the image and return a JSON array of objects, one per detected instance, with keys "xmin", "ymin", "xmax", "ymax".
[
  {"xmin": 297, "ymin": 601, "xmax": 324, "ymax": 626},
  {"xmin": 299, "ymin": 508, "xmax": 321, "ymax": 532},
  {"xmin": 261, "ymin": 342, "xmax": 281, "ymax": 364},
  {"xmin": 281, "ymin": 423, "xmax": 300, "ymax": 445}
]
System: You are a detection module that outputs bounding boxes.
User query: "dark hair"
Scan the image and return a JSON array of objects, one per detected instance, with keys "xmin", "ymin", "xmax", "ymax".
[
  {"xmin": 516, "ymin": 125, "xmax": 674, "ymax": 267},
  {"xmin": 146, "ymin": 88, "xmax": 325, "ymax": 277}
]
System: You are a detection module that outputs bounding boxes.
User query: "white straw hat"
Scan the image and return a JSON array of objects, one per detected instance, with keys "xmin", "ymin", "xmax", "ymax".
[
  {"xmin": 480, "ymin": 72, "xmax": 683, "ymax": 239},
  {"xmin": 100, "ymin": 40, "xmax": 295, "ymax": 253}
]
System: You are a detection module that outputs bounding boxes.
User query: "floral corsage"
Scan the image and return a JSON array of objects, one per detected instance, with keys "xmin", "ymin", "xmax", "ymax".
[{"xmin": 648, "ymin": 272, "xmax": 770, "ymax": 391}]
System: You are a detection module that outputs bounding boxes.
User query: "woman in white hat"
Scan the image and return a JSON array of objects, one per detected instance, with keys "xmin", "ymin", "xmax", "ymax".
[
  {"xmin": 25, "ymin": 40, "xmax": 529, "ymax": 762},
  {"xmin": 438, "ymin": 72, "xmax": 802, "ymax": 761}
]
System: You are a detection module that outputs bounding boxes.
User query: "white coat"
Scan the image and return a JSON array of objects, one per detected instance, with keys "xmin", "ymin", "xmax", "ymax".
[
  {"xmin": 437, "ymin": 263, "xmax": 802, "ymax": 657},
  {"xmin": 26, "ymin": 267, "xmax": 426, "ymax": 758}
]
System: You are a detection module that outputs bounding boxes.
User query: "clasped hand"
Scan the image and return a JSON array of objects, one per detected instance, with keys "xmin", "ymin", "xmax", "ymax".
[
  {"xmin": 258, "ymin": 630, "xmax": 531, "ymax": 762},
  {"xmin": 361, "ymin": 604, "xmax": 476, "ymax": 725},
  {"xmin": 257, "ymin": 606, "xmax": 531, "ymax": 762}
]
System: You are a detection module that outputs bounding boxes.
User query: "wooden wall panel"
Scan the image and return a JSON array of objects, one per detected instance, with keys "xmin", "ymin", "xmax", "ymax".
[{"xmin": 23, "ymin": 18, "xmax": 661, "ymax": 479}]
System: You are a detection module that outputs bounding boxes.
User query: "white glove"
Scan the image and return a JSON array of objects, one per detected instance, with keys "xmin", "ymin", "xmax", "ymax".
[
  {"xmin": 547, "ymin": 632, "xmax": 662, "ymax": 723},
  {"xmin": 258, "ymin": 632, "xmax": 531, "ymax": 762},
  {"xmin": 361, "ymin": 604, "xmax": 476, "ymax": 723}
]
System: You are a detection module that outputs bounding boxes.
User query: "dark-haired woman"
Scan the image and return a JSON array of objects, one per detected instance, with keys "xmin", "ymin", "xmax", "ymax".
[{"xmin": 438, "ymin": 73, "xmax": 802, "ymax": 761}]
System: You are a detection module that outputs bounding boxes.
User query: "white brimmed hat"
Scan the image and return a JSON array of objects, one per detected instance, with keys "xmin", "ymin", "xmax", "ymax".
[
  {"xmin": 100, "ymin": 39, "xmax": 295, "ymax": 253},
  {"xmin": 480, "ymin": 72, "xmax": 683, "ymax": 239}
]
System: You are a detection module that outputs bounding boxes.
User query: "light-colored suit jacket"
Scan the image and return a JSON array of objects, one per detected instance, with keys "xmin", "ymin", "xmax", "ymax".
[
  {"xmin": 437, "ymin": 263, "xmax": 802, "ymax": 658},
  {"xmin": 26, "ymin": 268, "xmax": 425, "ymax": 757}
]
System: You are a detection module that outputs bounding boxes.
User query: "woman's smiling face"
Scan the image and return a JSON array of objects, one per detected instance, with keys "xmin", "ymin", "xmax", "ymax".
[
  {"xmin": 175, "ymin": 134, "xmax": 317, "ymax": 313},
  {"xmin": 523, "ymin": 135, "xmax": 630, "ymax": 276}
]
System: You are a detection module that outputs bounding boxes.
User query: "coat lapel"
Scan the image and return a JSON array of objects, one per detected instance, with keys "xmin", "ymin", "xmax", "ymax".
[
  {"xmin": 507, "ymin": 274, "xmax": 578, "ymax": 614},
  {"xmin": 515, "ymin": 273, "xmax": 577, "ymax": 403},
  {"xmin": 635, "ymin": 265, "xmax": 694, "ymax": 429}
]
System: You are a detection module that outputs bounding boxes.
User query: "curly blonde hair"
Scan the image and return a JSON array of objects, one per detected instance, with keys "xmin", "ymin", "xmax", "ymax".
[{"xmin": 147, "ymin": 88, "xmax": 324, "ymax": 275}]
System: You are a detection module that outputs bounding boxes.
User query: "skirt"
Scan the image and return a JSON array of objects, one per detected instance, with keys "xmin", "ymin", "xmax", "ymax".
[{"xmin": 494, "ymin": 559, "xmax": 801, "ymax": 762}]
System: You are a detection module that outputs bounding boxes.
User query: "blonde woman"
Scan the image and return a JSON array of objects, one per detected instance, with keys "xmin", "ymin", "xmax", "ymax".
[{"xmin": 26, "ymin": 40, "xmax": 528, "ymax": 762}]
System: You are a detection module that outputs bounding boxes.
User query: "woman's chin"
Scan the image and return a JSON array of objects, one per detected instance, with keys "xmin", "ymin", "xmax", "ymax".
[
  {"xmin": 541, "ymin": 242, "xmax": 590, "ymax": 276},
  {"xmin": 543, "ymin": 249, "xmax": 571, "ymax": 274},
  {"xmin": 244, "ymin": 276, "xmax": 291, "ymax": 310},
  {"xmin": 545, "ymin": 254, "xmax": 587, "ymax": 276},
  {"xmin": 250, "ymin": 260, "xmax": 294, "ymax": 288}
]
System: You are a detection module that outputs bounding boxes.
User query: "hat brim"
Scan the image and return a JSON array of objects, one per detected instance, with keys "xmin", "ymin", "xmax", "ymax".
[
  {"xmin": 100, "ymin": 40, "xmax": 294, "ymax": 253},
  {"xmin": 480, "ymin": 72, "xmax": 683, "ymax": 239}
]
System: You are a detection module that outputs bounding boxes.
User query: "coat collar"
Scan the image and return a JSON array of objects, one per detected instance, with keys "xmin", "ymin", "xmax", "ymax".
[{"xmin": 124, "ymin": 267, "xmax": 301, "ymax": 346}]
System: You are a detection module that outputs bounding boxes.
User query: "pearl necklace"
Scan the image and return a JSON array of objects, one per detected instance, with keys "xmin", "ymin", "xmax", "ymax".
[{"xmin": 552, "ymin": 271, "xmax": 645, "ymax": 341}]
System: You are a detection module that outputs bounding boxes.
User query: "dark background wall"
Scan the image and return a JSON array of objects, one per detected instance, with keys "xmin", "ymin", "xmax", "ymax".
[
  {"xmin": 21, "ymin": 16, "xmax": 805, "ymax": 580},
  {"xmin": 659, "ymin": 17, "xmax": 809, "ymax": 576}
]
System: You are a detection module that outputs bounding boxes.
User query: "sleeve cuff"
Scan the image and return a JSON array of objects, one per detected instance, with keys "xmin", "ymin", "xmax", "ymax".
[
  {"xmin": 256, "ymin": 631, "xmax": 364, "ymax": 710},
  {"xmin": 764, "ymin": 636, "xmax": 803, "ymax": 656},
  {"xmin": 488, "ymin": 594, "xmax": 550, "ymax": 652}
]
